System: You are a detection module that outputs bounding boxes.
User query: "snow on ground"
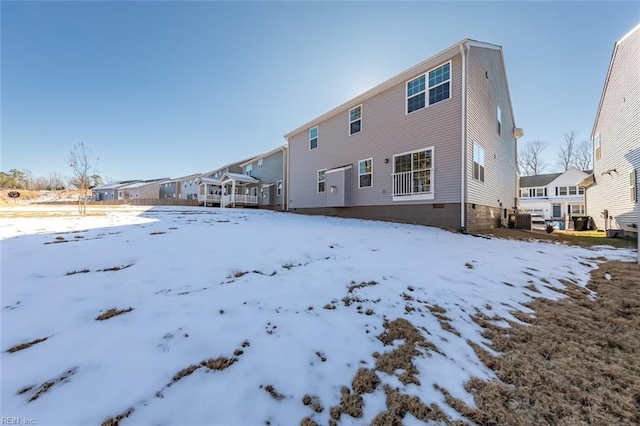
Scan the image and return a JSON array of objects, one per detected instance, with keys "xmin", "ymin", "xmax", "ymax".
[{"xmin": 1, "ymin": 206, "xmax": 636, "ymax": 425}]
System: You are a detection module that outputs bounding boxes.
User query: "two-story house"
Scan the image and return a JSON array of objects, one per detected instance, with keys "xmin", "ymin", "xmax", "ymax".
[
  {"xmin": 580, "ymin": 23, "xmax": 639, "ymax": 237},
  {"xmin": 159, "ymin": 173, "xmax": 201, "ymax": 200},
  {"xmin": 237, "ymin": 145, "xmax": 288, "ymax": 210},
  {"xmin": 196, "ymin": 156, "xmax": 256, "ymax": 206},
  {"xmin": 284, "ymin": 38, "xmax": 522, "ymax": 230},
  {"xmin": 518, "ymin": 167, "xmax": 589, "ymax": 220}
]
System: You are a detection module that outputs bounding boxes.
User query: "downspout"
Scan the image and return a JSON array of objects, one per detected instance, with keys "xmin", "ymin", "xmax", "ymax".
[
  {"xmin": 460, "ymin": 43, "xmax": 468, "ymax": 230},
  {"xmin": 282, "ymin": 145, "xmax": 286, "ymax": 211},
  {"xmin": 285, "ymin": 138, "xmax": 290, "ymax": 212}
]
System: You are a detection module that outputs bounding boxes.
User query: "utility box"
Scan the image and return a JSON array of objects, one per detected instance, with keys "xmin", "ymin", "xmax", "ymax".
[{"xmin": 509, "ymin": 213, "xmax": 531, "ymax": 230}]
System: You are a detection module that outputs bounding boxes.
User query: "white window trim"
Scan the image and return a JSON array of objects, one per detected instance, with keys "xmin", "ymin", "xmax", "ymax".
[
  {"xmin": 631, "ymin": 170, "xmax": 637, "ymax": 202},
  {"xmin": 309, "ymin": 126, "xmax": 318, "ymax": 150},
  {"xmin": 317, "ymin": 168, "xmax": 326, "ymax": 193},
  {"xmin": 405, "ymin": 61, "xmax": 452, "ymax": 115},
  {"xmin": 349, "ymin": 105, "xmax": 362, "ymax": 136},
  {"xmin": 497, "ymin": 105, "xmax": 502, "ymax": 135},
  {"xmin": 391, "ymin": 146, "xmax": 435, "ymax": 201},
  {"xmin": 277, "ymin": 180, "xmax": 283, "ymax": 196},
  {"xmin": 358, "ymin": 158, "xmax": 373, "ymax": 189},
  {"xmin": 258, "ymin": 159, "xmax": 264, "ymax": 170},
  {"xmin": 594, "ymin": 133, "xmax": 601, "ymax": 160}
]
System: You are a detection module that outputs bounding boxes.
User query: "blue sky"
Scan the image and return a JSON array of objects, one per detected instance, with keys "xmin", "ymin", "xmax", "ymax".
[{"xmin": 2, "ymin": 1, "xmax": 639, "ymax": 181}]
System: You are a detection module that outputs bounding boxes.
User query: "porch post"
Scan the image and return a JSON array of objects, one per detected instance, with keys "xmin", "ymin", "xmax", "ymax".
[
  {"xmin": 204, "ymin": 183, "xmax": 208, "ymax": 206},
  {"xmin": 232, "ymin": 179, "xmax": 236, "ymax": 207}
]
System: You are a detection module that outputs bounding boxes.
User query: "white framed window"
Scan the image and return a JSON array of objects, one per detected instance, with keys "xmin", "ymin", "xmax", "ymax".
[
  {"xmin": 569, "ymin": 204, "xmax": 585, "ymax": 215},
  {"xmin": 535, "ymin": 188, "xmax": 544, "ymax": 197},
  {"xmin": 358, "ymin": 158, "xmax": 373, "ymax": 188},
  {"xmin": 594, "ymin": 133, "xmax": 601, "ymax": 160},
  {"xmin": 406, "ymin": 62, "xmax": 451, "ymax": 114},
  {"xmin": 568, "ymin": 186, "xmax": 577, "ymax": 195},
  {"xmin": 258, "ymin": 159, "xmax": 263, "ymax": 170},
  {"xmin": 392, "ymin": 148, "xmax": 433, "ymax": 198},
  {"xmin": 349, "ymin": 105, "xmax": 362, "ymax": 135},
  {"xmin": 579, "ymin": 186, "xmax": 585, "ymax": 195},
  {"xmin": 497, "ymin": 105, "xmax": 502, "ymax": 135},
  {"xmin": 520, "ymin": 188, "xmax": 529, "ymax": 198},
  {"xmin": 310, "ymin": 127, "xmax": 318, "ymax": 150},
  {"xmin": 631, "ymin": 170, "xmax": 637, "ymax": 202},
  {"xmin": 558, "ymin": 186, "xmax": 567, "ymax": 196},
  {"xmin": 473, "ymin": 143, "xmax": 485, "ymax": 182},
  {"xmin": 246, "ymin": 164, "xmax": 253, "ymax": 176},
  {"xmin": 317, "ymin": 169, "xmax": 326, "ymax": 193},
  {"xmin": 277, "ymin": 180, "xmax": 283, "ymax": 196}
]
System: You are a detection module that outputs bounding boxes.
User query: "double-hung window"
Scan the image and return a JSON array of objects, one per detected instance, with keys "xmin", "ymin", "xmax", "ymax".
[
  {"xmin": 310, "ymin": 127, "xmax": 318, "ymax": 150},
  {"xmin": 246, "ymin": 164, "xmax": 253, "ymax": 176},
  {"xmin": 568, "ymin": 186, "xmax": 577, "ymax": 195},
  {"xmin": 393, "ymin": 148, "xmax": 433, "ymax": 197},
  {"xmin": 349, "ymin": 105, "xmax": 362, "ymax": 135},
  {"xmin": 520, "ymin": 189, "xmax": 529, "ymax": 198},
  {"xmin": 358, "ymin": 158, "xmax": 373, "ymax": 188},
  {"xmin": 317, "ymin": 169, "xmax": 326, "ymax": 193},
  {"xmin": 594, "ymin": 133, "xmax": 601, "ymax": 160},
  {"xmin": 406, "ymin": 62, "xmax": 451, "ymax": 114},
  {"xmin": 579, "ymin": 186, "xmax": 585, "ymax": 195},
  {"xmin": 473, "ymin": 143, "xmax": 485, "ymax": 182},
  {"xmin": 258, "ymin": 159, "xmax": 263, "ymax": 170}
]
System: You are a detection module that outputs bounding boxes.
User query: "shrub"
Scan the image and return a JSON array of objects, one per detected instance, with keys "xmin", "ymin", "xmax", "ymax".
[{"xmin": 545, "ymin": 223, "xmax": 555, "ymax": 234}]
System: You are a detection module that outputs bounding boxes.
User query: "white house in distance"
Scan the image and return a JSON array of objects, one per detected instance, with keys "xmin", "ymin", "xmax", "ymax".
[
  {"xmin": 519, "ymin": 167, "xmax": 589, "ymax": 220},
  {"xmin": 117, "ymin": 179, "xmax": 168, "ymax": 200},
  {"xmin": 580, "ymin": 23, "xmax": 639, "ymax": 239},
  {"xmin": 92, "ymin": 181, "xmax": 139, "ymax": 201}
]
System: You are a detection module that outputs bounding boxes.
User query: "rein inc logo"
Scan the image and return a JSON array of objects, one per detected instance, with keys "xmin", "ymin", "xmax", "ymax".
[{"xmin": 1, "ymin": 419, "xmax": 35, "ymax": 425}]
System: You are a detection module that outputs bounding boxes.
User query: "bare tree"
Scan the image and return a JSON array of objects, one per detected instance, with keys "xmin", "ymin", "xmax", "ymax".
[
  {"xmin": 68, "ymin": 143, "xmax": 98, "ymax": 214},
  {"xmin": 48, "ymin": 172, "xmax": 66, "ymax": 190},
  {"xmin": 518, "ymin": 140, "xmax": 548, "ymax": 176},
  {"xmin": 574, "ymin": 140, "xmax": 593, "ymax": 171},
  {"xmin": 557, "ymin": 130, "xmax": 578, "ymax": 171}
]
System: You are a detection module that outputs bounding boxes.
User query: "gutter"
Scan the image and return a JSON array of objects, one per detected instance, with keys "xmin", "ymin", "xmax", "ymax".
[{"xmin": 460, "ymin": 43, "xmax": 468, "ymax": 230}]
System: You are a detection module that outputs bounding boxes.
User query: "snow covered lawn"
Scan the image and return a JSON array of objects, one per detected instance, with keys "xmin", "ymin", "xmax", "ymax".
[{"xmin": 1, "ymin": 206, "xmax": 635, "ymax": 425}]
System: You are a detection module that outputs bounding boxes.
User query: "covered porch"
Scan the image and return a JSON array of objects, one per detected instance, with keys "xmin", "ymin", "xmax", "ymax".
[
  {"xmin": 196, "ymin": 177, "xmax": 223, "ymax": 206},
  {"xmin": 219, "ymin": 173, "xmax": 260, "ymax": 208}
]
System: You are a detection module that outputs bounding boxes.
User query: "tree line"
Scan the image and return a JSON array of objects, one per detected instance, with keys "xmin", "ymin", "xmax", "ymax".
[
  {"xmin": 518, "ymin": 130, "xmax": 592, "ymax": 176},
  {"xmin": 0, "ymin": 168, "xmax": 106, "ymax": 191}
]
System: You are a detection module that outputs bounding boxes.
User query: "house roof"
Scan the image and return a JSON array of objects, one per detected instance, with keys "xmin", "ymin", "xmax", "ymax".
[
  {"xmin": 283, "ymin": 38, "xmax": 513, "ymax": 140},
  {"xmin": 118, "ymin": 179, "xmax": 169, "ymax": 190},
  {"xmin": 519, "ymin": 173, "xmax": 562, "ymax": 188},
  {"xmin": 196, "ymin": 177, "xmax": 221, "ymax": 185},
  {"xmin": 202, "ymin": 156, "xmax": 259, "ymax": 176},
  {"xmin": 92, "ymin": 181, "xmax": 140, "ymax": 191},
  {"xmin": 164, "ymin": 173, "xmax": 202, "ymax": 184},
  {"xmin": 239, "ymin": 145, "xmax": 287, "ymax": 168},
  {"xmin": 592, "ymin": 23, "xmax": 640, "ymax": 139},
  {"xmin": 219, "ymin": 172, "xmax": 260, "ymax": 184}
]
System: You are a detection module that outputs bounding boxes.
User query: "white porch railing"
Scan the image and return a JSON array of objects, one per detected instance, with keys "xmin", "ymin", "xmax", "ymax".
[
  {"xmin": 392, "ymin": 171, "xmax": 430, "ymax": 196},
  {"xmin": 198, "ymin": 194, "xmax": 221, "ymax": 203},
  {"xmin": 220, "ymin": 194, "xmax": 258, "ymax": 207}
]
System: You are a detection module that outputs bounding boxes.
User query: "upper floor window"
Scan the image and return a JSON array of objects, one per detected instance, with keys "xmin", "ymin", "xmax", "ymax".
[
  {"xmin": 594, "ymin": 133, "xmax": 601, "ymax": 160},
  {"xmin": 558, "ymin": 187, "xmax": 567, "ymax": 196},
  {"xmin": 497, "ymin": 105, "xmax": 502, "ymax": 135},
  {"xmin": 310, "ymin": 127, "xmax": 318, "ymax": 150},
  {"xmin": 579, "ymin": 186, "xmax": 585, "ymax": 195},
  {"xmin": 317, "ymin": 169, "xmax": 326, "ymax": 193},
  {"xmin": 568, "ymin": 186, "xmax": 577, "ymax": 195},
  {"xmin": 520, "ymin": 189, "xmax": 529, "ymax": 198},
  {"xmin": 473, "ymin": 143, "xmax": 485, "ymax": 182},
  {"xmin": 258, "ymin": 159, "xmax": 263, "ymax": 170},
  {"xmin": 246, "ymin": 164, "xmax": 253, "ymax": 176},
  {"xmin": 358, "ymin": 158, "xmax": 373, "ymax": 188},
  {"xmin": 406, "ymin": 62, "xmax": 451, "ymax": 114},
  {"xmin": 349, "ymin": 105, "xmax": 362, "ymax": 135}
]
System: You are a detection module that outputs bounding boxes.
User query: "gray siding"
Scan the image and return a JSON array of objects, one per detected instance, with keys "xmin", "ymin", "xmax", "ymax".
[
  {"xmin": 466, "ymin": 46, "xmax": 518, "ymax": 215},
  {"xmin": 325, "ymin": 166, "xmax": 352, "ymax": 207},
  {"xmin": 288, "ymin": 54, "xmax": 463, "ymax": 210},
  {"xmin": 588, "ymin": 26, "xmax": 640, "ymax": 230},
  {"xmin": 243, "ymin": 149, "xmax": 286, "ymax": 208},
  {"xmin": 159, "ymin": 182, "xmax": 178, "ymax": 199}
]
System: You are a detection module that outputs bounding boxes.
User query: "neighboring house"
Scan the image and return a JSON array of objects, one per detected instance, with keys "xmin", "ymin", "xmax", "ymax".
[
  {"xmin": 238, "ymin": 145, "xmax": 288, "ymax": 210},
  {"xmin": 580, "ymin": 23, "xmax": 639, "ymax": 236},
  {"xmin": 196, "ymin": 157, "xmax": 256, "ymax": 206},
  {"xmin": 117, "ymin": 178, "xmax": 168, "ymax": 200},
  {"xmin": 159, "ymin": 179, "xmax": 179, "ymax": 199},
  {"xmin": 518, "ymin": 168, "xmax": 589, "ymax": 220},
  {"xmin": 284, "ymin": 38, "xmax": 522, "ymax": 230},
  {"xmin": 160, "ymin": 173, "xmax": 202, "ymax": 200},
  {"xmin": 92, "ymin": 181, "xmax": 139, "ymax": 201}
]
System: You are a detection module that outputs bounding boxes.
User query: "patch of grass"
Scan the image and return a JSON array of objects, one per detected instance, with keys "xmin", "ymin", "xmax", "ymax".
[
  {"xmin": 347, "ymin": 280, "xmax": 378, "ymax": 293},
  {"xmin": 282, "ymin": 262, "xmax": 295, "ymax": 270},
  {"xmin": 149, "ymin": 231, "xmax": 166, "ymax": 235},
  {"xmin": 101, "ymin": 407, "xmax": 135, "ymax": 426},
  {"xmin": 231, "ymin": 269, "xmax": 248, "ymax": 278},
  {"xmin": 448, "ymin": 260, "xmax": 640, "ymax": 425},
  {"xmin": 302, "ymin": 394, "xmax": 324, "ymax": 413},
  {"xmin": 372, "ymin": 385, "xmax": 447, "ymax": 425},
  {"xmin": 99, "ymin": 264, "xmax": 133, "ymax": 272},
  {"xmin": 465, "ymin": 262, "xmax": 474, "ymax": 269},
  {"xmin": 315, "ymin": 351, "xmax": 327, "ymax": 362},
  {"xmin": 66, "ymin": 268, "xmax": 90, "ymax": 275},
  {"xmin": 478, "ymin": 228, "xmax": 637, "ymax": 249},
  {"xmin": 351, "ymin": 368, "xmax": 380, "ymax": 394},
  {"xmin": 95, "ymin": 307, "xmax": 133, "ymax": 321},
  {"xmin": 201, "ymin": 356, "xmax": 237, "ymax": 371},
  {"xmin": 172, "ymin": 365, "xmax": 201, "ymax": 383},
  {"xmin": 264, "ymin": 385, "xmax": 285, "ymax": 400},
  {"xmin": 6, "ymin": 337, "xmax": 48, "ymax": 353},
  {"xmin": 24, "ymin": 367, "xmax": 78, "ymax": 402}
]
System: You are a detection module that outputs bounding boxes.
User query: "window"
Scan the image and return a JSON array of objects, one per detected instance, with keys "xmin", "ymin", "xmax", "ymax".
[
  {"xmin": 392, "ymin": 148, "xmax": 433, "ymax": 196},
  {"xmin": 473, "ymin": 143, "xmax": 485, "ymax": 182},
  {"xmin": 277, "ymin": 180, "xmax": 283, "ymax": 196},
  {"xmin": 310, "ymin": 127, "xmax": 318, "ymax": 150},
  {"xmin": 497, "ymin": 105, "xmax": 502, "ymax": 135},
  {"xmin": 568, "ymin": 186, "xmax": 577, "ymax": 195},
  {"xmin": 631, "ymin": 170, "xmax": 637, "ymax": 202},
  {"xmin": 349, "ymin": 105, "xmax": 362, "ymax": 135},
  {"xmin": 246, "ymin": 164, "xmax": 253, "ymax": 176},
  {"xmin": 406, "ymin": 62, "xmax": 451, "ymax": 114},
  {"xmin": 558, "ymin": 186, "xmax": 567, "ymax": 196},
  {"xmin": 594, "ymin": 133, "xmax": 601, "ymax": 160},
  {"xmin": 520, "ymin": 189, "xmax": 529, "ymax": 198},
  {"xmin": 579, "ymin": 186, "xmax": 585, "ymax": 195},
  {"xmin": 317, "ymin": 169, "xmax": 326, "ymax": 193},
  {"xmin": 258, "ymin": 159, "xmax": 263, "ymax": 170},
  {"xmin": 570, "ymin": 204, "xmax": 585, "ymax": 215},
  {"xmin": 358, "ymin": 158, "xmax": 373, "ymax": 188}
]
